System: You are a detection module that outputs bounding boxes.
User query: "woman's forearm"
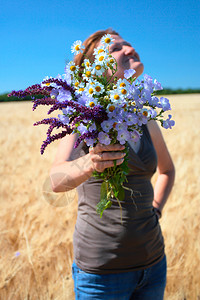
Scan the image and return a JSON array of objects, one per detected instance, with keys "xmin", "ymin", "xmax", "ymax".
[
  {"xmin": 153, "ymin": 169, "xmax": 175, "ymax": 212},
  {"xmin": 50, "ymin": 153, "xmax": 93, "ymax": 192}
]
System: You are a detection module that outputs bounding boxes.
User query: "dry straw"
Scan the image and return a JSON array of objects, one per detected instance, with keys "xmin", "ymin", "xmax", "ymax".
[{"xmin": 0, "ymin": 94, "xmax": 200, "ymax": 299}]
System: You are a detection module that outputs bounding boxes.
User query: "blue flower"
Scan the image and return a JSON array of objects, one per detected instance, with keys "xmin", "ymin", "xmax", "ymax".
[
  {"xmin": 160, "ymin": 97, "xmax": 171, "ymax": 111},
  {"xmin": 130, "ymin": 130, "xmax": 140, "ymax": 143},
  {"xmin": 77, "ymin": 123, "xmax": 88, "ymax": 134},
  {"xmin": 125, "ymin": 113, "xmax": 138, "ymax": 125},
  {"xmin": 153, "ymin": 79, "xmax": 163, "ymax": 91},
  {"xmin": 58, "ymin": 114, "xmax": 69, "ymax": 125},
  {"xmin": 124, "ymin": 69, "xmax": 136, "ymax": 79},
  {"xmin": 98, "ymin": 132, "xmax": 111, "ymax": 145},
  {"xmin": 101, "ymin": 120, "xmax": 114, "ymax": 133},
  {"xmin": 117, "ymin": 129, "xmax": 130, "ymax": 145},
  {"xmin": 163, "ymin": 115, "xmax": 175, "ymax": 129},
  {"xmin": 85, "ymin": 138, "xmax": 95, "ymax": 147},
  {"xmin": 57, "ymin": 90, "xmax": 72, "ymax": 102}
]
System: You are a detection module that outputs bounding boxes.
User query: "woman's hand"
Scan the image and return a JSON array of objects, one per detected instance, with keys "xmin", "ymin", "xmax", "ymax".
[{"xmin": 89, "ymin": 143, "xmax": 126, "ymax": 173}]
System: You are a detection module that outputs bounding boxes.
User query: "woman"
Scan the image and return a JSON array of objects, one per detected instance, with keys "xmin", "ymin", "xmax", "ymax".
[{"xmin": 50, "ymin": 29, "xmax": 175, "ymax": 299}]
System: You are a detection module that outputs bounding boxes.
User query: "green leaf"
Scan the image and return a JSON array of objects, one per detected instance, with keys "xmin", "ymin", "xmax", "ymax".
[
  {"xmin": 117, "ymin": 186, "xmax": 125, "ymax": 201},
  {"xmin": 100, "ymin": 181, "xmax": 107, "ymax": 200}
]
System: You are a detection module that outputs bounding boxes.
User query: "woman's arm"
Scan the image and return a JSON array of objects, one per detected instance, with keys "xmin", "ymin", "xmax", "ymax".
[
  {"xmin": 50, "ymin": 133, "xmax": 125, "ymax": 192},
  {"xmin": 147, "ymin": 121, "xmax": 175, "ymax": 215}
]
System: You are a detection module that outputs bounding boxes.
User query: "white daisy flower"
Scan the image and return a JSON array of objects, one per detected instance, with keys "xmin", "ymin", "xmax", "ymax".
[
  {"xmin": 95, "ymin": 52, "xmax": 109, "ymax": 65},
  {"xmin": 85, "ymin": 97, "xmax": 98, "ymax": 108},
  {"xmin": 117, "ymin": 78, "xmax": 130, "ymax": 89},
  {"xmin": 71, "ymin": 40, "xmax": 85, "ymax": 55},
  {"xmin": 82, "ymin": 67, "xmax": 93, "ymax": 81},
  {"xmin": 91, "ymin": 62, "xmax": 105, "ymax": 76},
  {"xmin": 106, "ymin": 55, "xmax": 116, "ymax": 67},
  {"xmin": 93, "ymin": 82, "xmax": 105, "ymax": 95},
  {"xmin": 66, "ymin": 61, "xmax": 78, "ymax": 75},
  {"xmin": 109, "ymin": 89, "xmax": 122, "ymax": 103},
  {"xmin": 93, "ymin": 45, "xmax": 108, "ymax": 56},
  {"xmin": 83, "ymin": 59, "xmax": 91, "ymax": 69},
  {"xmin": 75, "ymin": 82, "xmax": 86, "ymax": 94},
  {"xmin": 100, "ymin": 34, "xmax": 115, "ymax": 46}
]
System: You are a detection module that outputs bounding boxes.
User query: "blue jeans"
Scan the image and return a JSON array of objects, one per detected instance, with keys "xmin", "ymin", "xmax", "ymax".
[{"xmin": 72, "ymin": 255, "xmax": 167, "ymax": 299}]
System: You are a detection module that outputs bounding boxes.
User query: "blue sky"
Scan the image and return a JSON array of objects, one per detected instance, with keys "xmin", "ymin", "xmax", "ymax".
[{"xmin": 0, "ymin": 0, "xmax": 199, "ymax": 94}]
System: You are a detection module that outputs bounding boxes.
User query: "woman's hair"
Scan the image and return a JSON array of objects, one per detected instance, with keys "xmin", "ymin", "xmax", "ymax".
[{"xmin": 74, "ymin": 28, "xmax": 119, "ymax": 69}]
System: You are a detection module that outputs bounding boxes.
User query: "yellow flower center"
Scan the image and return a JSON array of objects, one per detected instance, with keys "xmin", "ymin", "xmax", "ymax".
[
  {"xmin": 86, "ymin": 71, "xmax": 91, "ymax": 77},
  {"xmin": 79, "ymin": 88, "xmax": 84, "ymax": 92},
  {"xmin": 99, "ymin": 56, "xmax": 104, "ymax": 61},
  {"xmin": 75, "ymin": 82, "xmax": 79, "ymax": 87},
  {"xmin": 95, "ymin": 65, "xmax": 101, "ymax": 70},
  {"xmin": 75, "ymin": 45, "xmax": 80, "ymax": 51},
  {"xmin": 120, "ymin": 82, "xmax": 126, "ymax": 87},
  {"xmin": 114, "ymin": 94, "xmax": 120, "ymax": 100},
  {"xmin": 51, "ymin": 95, "xmax": 56, "ymax": 99},
  {"xmin": 89, "ymin": 88, "xmax": 94, "ymax": 94},
  {"xmin": 89, "ymin": 101, "xmax": 95, "ymax": 107},
  {"xmin": 121, "ymin": 89, "xmax": 127, "ymax": 95},
  {"xmin": 110, "ymin": 59, "xmax": 114, "ymax": 64},
  {"xmin": 133, "ymin": 108, "xmax": 137, "ymax": 113},
  {"xmin": 131, "ymin": 101, "xmax": 136, "ymax": 106},
  {"xmin": 70, "ymin": 66, "xmax": 76, "ymax": 71},
  {"xmin": 95, "ymin": 86, "xmax": 101, "ymax": 92},
  {"xmin": 98, "ymin": 49, "xmax": 104, "ymax": 54},
  {"xmin": 90, "ymin": 82, "xmax": 94, "ymax": 85},
  {"xmin": 105, "ymin": 38, "xmax": 111, "ymax": 43},
  {"xmin": 109, "ymin": 105, "xmax": 115, "ymax": 112},
  {"xmin": 86, "ymin": 62, "xmax": 90, "ymax": 67},
  {"xmin": 45, "ymin": 83, "xmax": 50, "ymax": 86},
  {"xmin": 143, "ymin": 111, "xmax": 148, "ymax": 117}
]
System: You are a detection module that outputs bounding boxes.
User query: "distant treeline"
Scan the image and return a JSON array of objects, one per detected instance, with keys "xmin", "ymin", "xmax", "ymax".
[{"xmin": 1, "ymin": 88, "xmax": 200, "ymax": 102}]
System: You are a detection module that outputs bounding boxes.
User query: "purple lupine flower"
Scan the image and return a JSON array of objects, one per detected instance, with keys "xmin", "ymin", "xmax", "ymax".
[
  {"xmin": 40, "ymin": 130, "xmax": 71, "ymax": 154},
  {"xmin": 32, "ymin": 97, "xmax": 56, "ymax": 111},
  {"xmin": 163, "ymin": 115, "xmax": 175, "ymax": 129},
  {"xmin": 98, "ymin": 132, "xmax": 111, "ymax": 145},
  {"xmin": 8, "ymin": 84, "xmax": 50, "ymax": 98},
  {"xmin": 160, "ymin": 97, "xmax": 171, "ymax": 111},
  {"xmin": 117, "ymin": 129, "xmax": 130, "ymax": 145},
  {"xmin": 124, "ymin": 69, "xmax": 136, "ymax": 79}
]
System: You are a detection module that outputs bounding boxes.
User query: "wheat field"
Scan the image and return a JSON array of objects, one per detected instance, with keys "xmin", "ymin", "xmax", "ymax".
[{"xmin": 0, "ymin": 94, "xmax": 200, "ymax": 300}]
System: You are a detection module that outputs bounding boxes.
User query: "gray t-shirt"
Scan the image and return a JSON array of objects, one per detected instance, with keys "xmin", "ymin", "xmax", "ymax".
[{"xmin": 73, "ymin": 125, "xmax": 165, "ymax": 274}]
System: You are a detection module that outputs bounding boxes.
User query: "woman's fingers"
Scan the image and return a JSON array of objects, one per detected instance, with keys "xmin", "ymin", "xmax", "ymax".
[
  {"xmin": 89, "ymin": 143, "xmax": 126, "ymax": 173},
  {"xmin": 91, "ymin": 157, "xmax": 125, "ymax": 173},
  {"xmin": 90, "ymin": 143, "xmax": 125, "ymax": 155}
]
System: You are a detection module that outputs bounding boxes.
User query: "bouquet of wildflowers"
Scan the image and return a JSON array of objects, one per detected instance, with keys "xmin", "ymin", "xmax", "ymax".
[{"xmin": 9, "ymin": 34, "xmax": 175, "ymax": 217}]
